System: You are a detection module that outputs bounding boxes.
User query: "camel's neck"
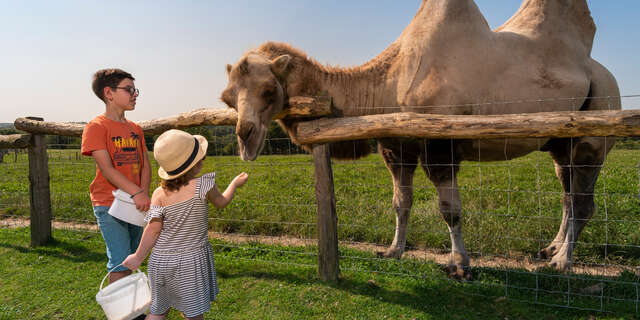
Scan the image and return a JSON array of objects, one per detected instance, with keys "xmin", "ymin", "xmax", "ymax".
[
  {"xmin": 260, "ymin": 43, "xmax": 401, "ymax": 116},
  {"xmin": 300, "ymin": 59, "xmax": 399, "ymax": 116}
]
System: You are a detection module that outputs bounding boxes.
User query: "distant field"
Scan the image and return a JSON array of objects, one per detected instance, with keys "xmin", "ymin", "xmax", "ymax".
[{"xmin": 1, "ymin": 148, "xmax": 639, "ymax": 267}]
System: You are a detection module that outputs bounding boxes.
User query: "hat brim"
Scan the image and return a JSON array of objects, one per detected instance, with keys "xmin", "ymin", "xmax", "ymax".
[{"xmin": 157, "ymin": 135, "xmax": 208, "ymax": 180}]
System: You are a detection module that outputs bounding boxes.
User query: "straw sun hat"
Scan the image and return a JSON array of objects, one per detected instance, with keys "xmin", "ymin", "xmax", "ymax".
[{"xmin": 154, "ymin": 129, "xmax": 208, "ymax": 180}]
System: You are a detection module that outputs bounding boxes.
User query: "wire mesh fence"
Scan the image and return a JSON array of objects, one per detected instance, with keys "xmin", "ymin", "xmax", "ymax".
[{"xmin": 1, "ymin": 95, "xmax": 640, "ymax": 314}]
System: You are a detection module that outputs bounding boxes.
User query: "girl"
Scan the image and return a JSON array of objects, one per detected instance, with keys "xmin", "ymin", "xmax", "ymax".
[{"xmin": 123, "ymin": 129, "xmax": 248, "ymax": 320}]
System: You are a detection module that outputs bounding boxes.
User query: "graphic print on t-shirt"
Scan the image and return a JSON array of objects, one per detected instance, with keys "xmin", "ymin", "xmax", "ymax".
[{"xmin": 111, "ymin": 131, "xmax": 141, "ymax": 175}]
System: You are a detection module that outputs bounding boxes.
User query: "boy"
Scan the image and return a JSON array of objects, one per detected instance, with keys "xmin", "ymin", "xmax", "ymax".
[{"xmin": 81, "ymin": 69, "xmax": 151, "ymax": 287}]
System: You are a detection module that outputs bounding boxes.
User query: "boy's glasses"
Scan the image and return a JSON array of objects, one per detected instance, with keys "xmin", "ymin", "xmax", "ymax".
[{"xmin": 113, "ymin": 87, "xmax": 140, "ymax": 96}]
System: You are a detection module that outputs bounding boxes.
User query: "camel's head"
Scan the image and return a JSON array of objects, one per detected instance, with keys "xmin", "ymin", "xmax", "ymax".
[{"xmin": 221, "ymin": 53, "xmax": 291, "ymax": 161}]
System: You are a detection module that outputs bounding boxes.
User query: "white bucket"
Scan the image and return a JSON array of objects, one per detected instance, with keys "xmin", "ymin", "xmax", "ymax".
[
  {"xmin": 96, "ymin": 265, "xmax": 151, "ymax": 320},
  {"xmin": 109, "ymin": 189, "xmax": 146, "ymax": 227}
]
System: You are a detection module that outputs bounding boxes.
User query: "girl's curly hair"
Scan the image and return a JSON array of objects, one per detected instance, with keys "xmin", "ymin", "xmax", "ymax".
[{"xmin": 160, "ymin": 160, "xmax": 202, "ymax": 191}]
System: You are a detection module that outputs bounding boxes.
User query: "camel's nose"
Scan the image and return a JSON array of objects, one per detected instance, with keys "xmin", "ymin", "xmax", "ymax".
[{"xmin": 237, "ymin": 121, "xmax": 255, "ymax": 142}]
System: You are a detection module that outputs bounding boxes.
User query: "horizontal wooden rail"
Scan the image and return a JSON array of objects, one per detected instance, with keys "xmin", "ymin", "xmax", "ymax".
[
  {"xmin": 0, "ymin": 134, "xmax": 31, "ymax": 149},
  {"xmin": 292, "ymin": 110, "xmax": 640, "ymax": 144},
  {"xmin": 12, "ymin": 100, "xmax": 640, "ymax": 143},
  {"xmin": 14, "ymin": 96, "xmax": 332, "ymax": 137},
  {"xmin": 13, "ymin": 119, "xmax": 84, "ymax": 137},
  {"xmin": 138, "ymin": 108, "xmax": 238, "ymax": 135}
]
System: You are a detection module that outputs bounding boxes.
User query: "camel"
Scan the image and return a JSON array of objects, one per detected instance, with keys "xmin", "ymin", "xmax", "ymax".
[{"xmin": 220, "ymin": 0, "xmax": 620, "ymax": 279}]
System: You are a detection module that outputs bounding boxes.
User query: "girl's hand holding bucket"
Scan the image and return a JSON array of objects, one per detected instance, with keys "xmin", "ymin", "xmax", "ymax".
[
  {"xmin": 124, "ymin": 216, "xmax": 164, "ymax": 271},
  {"xmin": 123, "ymin": 253, "xmax": 143, "ymax": 270}
]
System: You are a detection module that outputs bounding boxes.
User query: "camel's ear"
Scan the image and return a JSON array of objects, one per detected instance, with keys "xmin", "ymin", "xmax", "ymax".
[
  {"xmin": 238, "ymin": 59, "xmax": 249, "ymax": 74},
  {"xmin": 226, "ymin": 64, "xmax": 232, "ymax": 75},
  {"xmin": 270, "ymin": 55, "xmax": 291, "ymax": 78}
]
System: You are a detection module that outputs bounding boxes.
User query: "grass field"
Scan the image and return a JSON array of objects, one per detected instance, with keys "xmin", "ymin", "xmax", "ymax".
[
  {"xmin": 0, "ymin": 227, "xmax": 637, "ymax": 319},
  {"xmin": 1, "ymin": 145, "xmax": 639, "ymax": 315},
  {"xmin": 1, "ymin": 147, "xmax": 639, "ymax": 266}
]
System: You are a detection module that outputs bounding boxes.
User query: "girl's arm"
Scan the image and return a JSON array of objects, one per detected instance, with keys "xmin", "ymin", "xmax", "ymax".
[
  {"xmin": 122, "ymin": 218, "xmax": 162, "ymax": 270},
  {"xmin": 206, "ymin": 172, "xmax": 248, "ymax": 209}
]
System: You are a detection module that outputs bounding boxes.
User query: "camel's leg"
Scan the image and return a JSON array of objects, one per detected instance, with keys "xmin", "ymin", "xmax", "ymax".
[
  {"xmin": 378, "ymin": 139, "xmax": 419, "ymax": 258},
  {"xmin": 540, "ymin": 67, "xmax": 619, "ymax": 270},
  {"xmin": 421, "ymin": 140, "xmax": 470, "ymax": 280},
  {"xmin": 539, "ymin": 138, "xmax": 572, "ymax": 260},
  {"xmin": 540, "ymin": 137, "xmax": 613, "ymax": 271}
]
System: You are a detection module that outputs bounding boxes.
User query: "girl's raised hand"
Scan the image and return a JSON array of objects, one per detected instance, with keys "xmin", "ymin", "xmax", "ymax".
[{"xmin": 232, "ymin": 172, "xmax": 249, "ymax": 188}]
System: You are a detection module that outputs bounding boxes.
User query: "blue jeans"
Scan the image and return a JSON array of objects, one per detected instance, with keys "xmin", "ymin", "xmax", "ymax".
[{"xmin": 93, "ymin": 206, "xmax": 143, "ymax": 272}]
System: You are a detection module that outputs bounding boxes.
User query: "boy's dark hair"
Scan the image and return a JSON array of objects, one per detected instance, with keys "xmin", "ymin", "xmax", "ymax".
[{"xmin": 92, "ymin": 68, "xmax": 135, "ymax": 102}]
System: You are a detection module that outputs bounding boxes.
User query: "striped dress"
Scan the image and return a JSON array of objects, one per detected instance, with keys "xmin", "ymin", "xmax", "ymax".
[{"xmin": 145, "ymin": 172, "xmax": 218, "ymax": 317}]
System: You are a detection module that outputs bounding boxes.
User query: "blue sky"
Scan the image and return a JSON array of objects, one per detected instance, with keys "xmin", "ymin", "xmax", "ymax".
[{"xmin": 1, "ymin": 1, "xmax": 638, "ymax": 122}]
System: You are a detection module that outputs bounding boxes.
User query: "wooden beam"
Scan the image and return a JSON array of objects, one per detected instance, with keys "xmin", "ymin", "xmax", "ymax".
[
  {"xmin": 0, "ymin": 134, "xmax": 31, "ymax": 148},
  {"xmin": 13, "ymin": 96, "xmax": 333, "ymax": 137},
  {"xmin": 137, "ymin": 108, "xmax": 238, "ymax": 135},
  {"xmin": 293, "ymin": 110, "xmax": 640, "ymax": 145},
  {"xmin": 14, "ymin": 118, "xmax": 84, "ymax": 137},
  {"xmin": 273, "ymin": 96, "xmax": 332, "ymax": 119},
  {"xmin": 313, "ymin": 144, "xmax": 339, "ymax": 281}
]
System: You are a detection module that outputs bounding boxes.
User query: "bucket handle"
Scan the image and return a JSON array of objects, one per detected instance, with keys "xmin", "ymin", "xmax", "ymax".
[{"xmin": 99, "ymin": 264, "xmax": 142, "ymax": 291}]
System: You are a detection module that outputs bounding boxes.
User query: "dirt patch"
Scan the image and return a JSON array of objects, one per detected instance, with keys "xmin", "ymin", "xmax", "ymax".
[{"xmin": 1, "ymin": 216, "xmax": 635, "ymax": 277}]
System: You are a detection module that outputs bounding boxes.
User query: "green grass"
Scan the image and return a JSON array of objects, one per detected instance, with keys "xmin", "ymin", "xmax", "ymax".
[
  {"xmin": 1, "ymin": 148, "xmax": 639, "ymax": 266},
  {"xmin": 1, "ymin": 147, "xmax": 640, "ymax": 314},
  {"xmin": 0, "ymin": 227, "xmax": 636, "ymax": 319}
]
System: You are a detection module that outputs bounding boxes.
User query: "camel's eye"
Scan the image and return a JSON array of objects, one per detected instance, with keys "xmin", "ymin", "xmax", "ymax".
[{"xmin": 262, "ymin": 88, "xmax": 276, "ymax": 105}]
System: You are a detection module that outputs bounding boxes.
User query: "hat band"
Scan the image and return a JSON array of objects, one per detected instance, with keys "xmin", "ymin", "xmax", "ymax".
[{"xmin": 166, "ymin": 137, "xmax": 199, "ymax": 176}]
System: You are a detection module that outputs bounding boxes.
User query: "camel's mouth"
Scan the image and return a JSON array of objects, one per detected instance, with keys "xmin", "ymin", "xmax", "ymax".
[{"xmin": 237, "ymin": 125, "xmax": 267, "ymax": 161}]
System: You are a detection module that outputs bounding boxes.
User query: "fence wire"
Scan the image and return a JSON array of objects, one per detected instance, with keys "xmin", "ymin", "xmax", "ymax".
[{"xmin": 1, "ymin": 95, "xmax": 640, "ymax": 314}]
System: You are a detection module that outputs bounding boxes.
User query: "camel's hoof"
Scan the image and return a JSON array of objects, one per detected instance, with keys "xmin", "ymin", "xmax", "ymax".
[
  {"xmin": 549, "ymin": 257, "xmax": 571, "ymax": 272},
  {"xmin": 538, "ymin": 249, "xmax": 549, "ymax": 260},
  {"xmin": 445, "ymin": 265, "xmax": 472, "ymax": 282},
  {"xmin": 538, "ymin": 245, "xmax": 558, "ymax": 260},
  {"xmin": 377, "ymin": 249, "xmax": 403, "ymax": 259}
]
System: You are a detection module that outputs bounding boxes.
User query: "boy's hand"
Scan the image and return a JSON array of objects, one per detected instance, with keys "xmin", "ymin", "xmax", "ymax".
[
  {"xmin": 231, "ymin": 172, "xmax": 249, "ymax": 188},
  {"xmin": 122, "ymin": 253, "xmax": 142, "ymax": 270},
  {"xmin": 132, "ymin": 193, "xmax": 151, "ymax": 212}
]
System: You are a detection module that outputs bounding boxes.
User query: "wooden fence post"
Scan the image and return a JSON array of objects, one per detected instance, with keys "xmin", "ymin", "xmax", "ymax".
[
  {"xmin": 312, "ymin": 144, "xmax": 339, "ymax": 281},
  {"xmin": 27, "ymin": 117, "xmax": 52, "ymax": 246}
]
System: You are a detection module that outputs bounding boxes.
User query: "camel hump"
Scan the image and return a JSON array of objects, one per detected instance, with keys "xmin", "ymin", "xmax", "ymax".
[{"xmin": 496, "ymin": 0, "xmax": 596, "ymax": 53}]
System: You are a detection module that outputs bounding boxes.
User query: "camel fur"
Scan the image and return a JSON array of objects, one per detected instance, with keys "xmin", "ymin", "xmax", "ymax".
[{"xmin": 221, "ymin": 0, "xmax": 621, "ymax": 279}]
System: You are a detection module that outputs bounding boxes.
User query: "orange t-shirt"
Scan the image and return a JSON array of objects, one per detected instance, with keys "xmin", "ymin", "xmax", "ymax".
[{"xmin": 81, "ymin": 115, "xmax": 147, "ymax": 207}]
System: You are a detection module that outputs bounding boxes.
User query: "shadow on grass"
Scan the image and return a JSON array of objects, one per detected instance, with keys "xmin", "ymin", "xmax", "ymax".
[
  {"xmin": 217, "ymin": 268, "xmax": 456, "ymax": 317},
  {"xmin": 216, "ymin": 259, "xmax": 638, "ymax": 318},
  {"xmin": 0, "ymin": 230, "xmax": 105, "ymax": 263},
  {"xmin": 216, "ymin": 265, "xmax": 594, "ymax": 319}
]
